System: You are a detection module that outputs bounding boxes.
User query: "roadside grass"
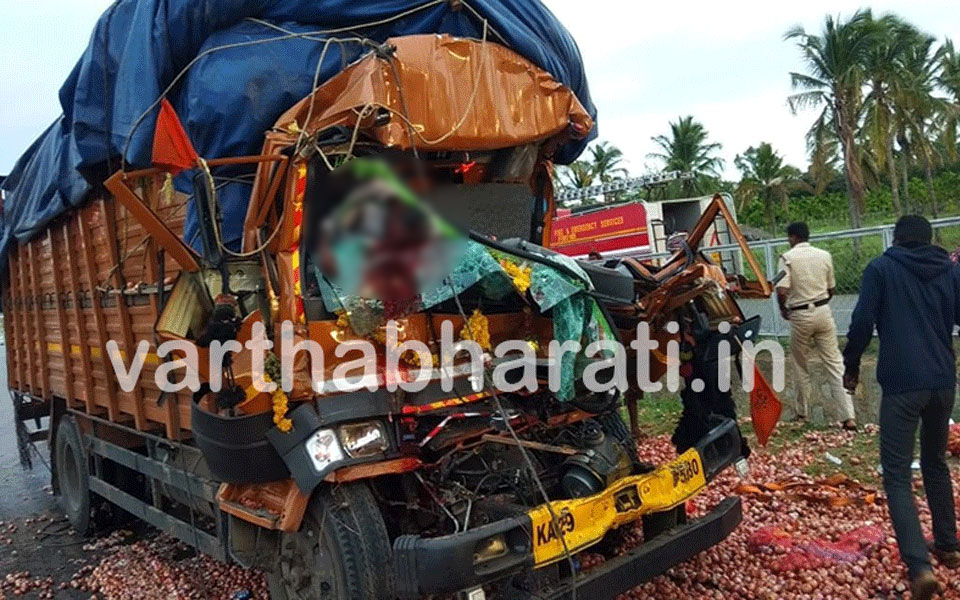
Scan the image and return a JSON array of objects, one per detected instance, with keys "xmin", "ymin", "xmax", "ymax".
[
  {"xmin": 631, "ymin": 374, "xmax": 958, "ymax": 494},
  {"xmin": 633, "ymin": 393, "xmax": 885, "ymax": 487},
  {"xmin": 775, "ymin": 421, "xmax": 882, "ymax": 487},
  {"xmin": 630, "ymin": 391, "xmax": 683, "ymax": 437}
]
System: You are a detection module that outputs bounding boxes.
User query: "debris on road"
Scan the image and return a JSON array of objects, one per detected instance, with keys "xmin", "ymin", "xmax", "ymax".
[
  {"xmin": 2, "ymin": 422, "xmax": 956, "ymax": 599},
  {"xmin": 71, "ymin": 535, "xmax": 267, "ymax": 599},
  {"xmin": 617, "ymin": 431, "xmax": 960, "ymax": 599}
]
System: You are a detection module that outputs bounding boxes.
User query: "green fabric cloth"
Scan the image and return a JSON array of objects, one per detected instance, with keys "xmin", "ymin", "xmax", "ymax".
[
  {"xmin": 316, "ymin": 239, "xmax": 614, "ymax": 400},
  {"xmin": 309, "ymin": 159, "xmax": 615, "ymax": 399}
]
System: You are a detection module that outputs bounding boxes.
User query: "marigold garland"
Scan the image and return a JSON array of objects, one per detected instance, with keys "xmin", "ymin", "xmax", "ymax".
[
  {"xmin": 262, "ymin": 372, "xmax": 292, "ymax": 433},
  {"xmin": 460, "ymin": 308, "xmax": 491, "ymax": 350},
  {"xmin": 499, "ymin": 259, "xmax": 532, "ymax": 294}
]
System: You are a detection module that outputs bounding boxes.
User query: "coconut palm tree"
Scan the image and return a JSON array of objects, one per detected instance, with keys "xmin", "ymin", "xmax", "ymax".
[
  {"xmin": 588, "ymin": 142, "xmax": 627, "ymax": 184},
  {"xmin": 861, "ymin": 15, "xmax": 917, "ymax": 217},
  {"xmin": 648, "ymin": 116, "xmax": 723, "ymax": 195},
  {"xmin": 588, "ymin": 141, "xmax": 627, "ymax": 202},
  {"xmin": 806, "ymin": 116, "xmax": 842, "ymax": 195},
  {"xmin": 734, "ymin": 142, "xmax": 805, "ymax": 233},
  {"xmin": 786, "ymin": 10, "xmax": 881, "ymax": 229},
  {"xmin": 557, "ymin": 160, "xmax": 594, "ymax": 190},
  {"xmin": 937, "ymin": 39, "xmax": 960, "ymax": 164},
  {"xmin": 895, "ymin": 33, "xmax": 947, "ymax": 218},
  {"xmin": 941, "ymin": 40, "xmax": 960, "ymax": 100}
]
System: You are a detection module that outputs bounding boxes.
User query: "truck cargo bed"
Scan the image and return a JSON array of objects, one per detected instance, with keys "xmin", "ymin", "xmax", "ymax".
[{"xmin": 4, "ymin": 190, "xmax": 193, "ymax": 439}]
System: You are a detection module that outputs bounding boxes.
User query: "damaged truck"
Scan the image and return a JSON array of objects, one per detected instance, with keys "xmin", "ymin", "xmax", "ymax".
[{"xmin": 1, "ymin": 1, "xmax": 776, "ymax": 598}]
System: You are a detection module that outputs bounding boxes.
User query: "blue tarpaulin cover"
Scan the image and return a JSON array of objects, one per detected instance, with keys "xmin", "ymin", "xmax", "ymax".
[{"xmin": 0, "ymin": 0, "xmax": 596, "ymax": 262}]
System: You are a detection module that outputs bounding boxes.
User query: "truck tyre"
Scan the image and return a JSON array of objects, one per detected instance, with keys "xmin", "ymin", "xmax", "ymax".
[
  {"xmin": 268, "ymin": 482, "xmax": 394, "ymax": 600},
  {"xmin": 54, "ymin": 415, "xmax": 93, "ymax": 535}
]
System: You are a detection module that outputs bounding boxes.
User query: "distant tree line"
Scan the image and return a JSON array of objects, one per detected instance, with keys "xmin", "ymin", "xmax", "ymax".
[{"xmin": 555, "ymin": 9, "xmax": 960, "ymax": 236}]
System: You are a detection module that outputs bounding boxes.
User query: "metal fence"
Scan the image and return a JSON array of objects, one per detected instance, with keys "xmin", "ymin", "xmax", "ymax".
[{"xmin": 650, "ymin": 215, "xmax": 960, "ymax": 337}]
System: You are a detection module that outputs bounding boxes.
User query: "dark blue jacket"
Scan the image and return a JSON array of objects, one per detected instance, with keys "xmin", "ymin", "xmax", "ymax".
[{"xmin": 843, "ymin": 243, "xmax": 960, "ymax": 395}]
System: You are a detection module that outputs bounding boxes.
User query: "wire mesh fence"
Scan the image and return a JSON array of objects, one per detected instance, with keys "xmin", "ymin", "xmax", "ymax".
[
  {"xmin": 733, "ymin": 216, "xmax": 960, "ymax": 336},
  {"xmin": 641, "ymin": 216, "xmax": 960, "ymax": 337}
]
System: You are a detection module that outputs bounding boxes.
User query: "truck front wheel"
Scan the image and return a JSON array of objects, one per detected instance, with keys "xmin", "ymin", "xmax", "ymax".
[{"xmin": 268, "ymin": 482, "xmax": 394, "ymax": 600}]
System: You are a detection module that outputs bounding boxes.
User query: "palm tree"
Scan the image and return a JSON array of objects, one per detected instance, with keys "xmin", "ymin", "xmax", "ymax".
[
  {"xmin": 937, "ymin": 39, "xmax": 960, "ymax": 164},
  {"xmin": 648, "ymin": 116, "xmax": 723, "ymax": 195},
  {"xmin": 588, "ymin": 142, "xmax": 627, "ymax": 183},
  {"xmin": 861, "ymin": 15, "xmax": 917, "ymax": 217},
  {"xmin": 941, "ymin": 39, "xmax": 960, "ymax": 100},
  {"xmin": 734, "ymin": 142, "xmax": 805, "ymax": 233},
  {"xmin": 588, "ymin": 141, "xmax": 627, "ymax": 202},
  {"xmin": 895, "ymin": 34, "xmax": 947, "ymax": 218},
  {"xmin": 557, "ymin": 160, "xmax": 594, "ymax": 190},
  {"xmin": 786, "ymin": 10, "xmax": 881, "ymax": 229},
  {"xmin": 806, "ymin": 118, "xmax": 841, "ymax": 195}
]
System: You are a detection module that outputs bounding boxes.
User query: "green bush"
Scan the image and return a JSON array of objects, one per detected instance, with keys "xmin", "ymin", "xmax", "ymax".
[
  {"xmin": 740, "ymin": 167, "xmax": 960, "ymax": 236},
  {"xmin": 738, "ymin": 167, "xmax": 960, "ymax": 293}
]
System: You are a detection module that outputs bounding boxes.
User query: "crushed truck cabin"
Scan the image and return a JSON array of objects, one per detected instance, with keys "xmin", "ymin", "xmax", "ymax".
[{"xmin": 0, "ymin": 2, "xmax": 778, "ymax": 599}]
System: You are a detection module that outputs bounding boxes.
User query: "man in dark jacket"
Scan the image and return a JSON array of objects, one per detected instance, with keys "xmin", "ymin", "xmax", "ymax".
[{"xmin": 843, "ymin": 215, "xmax": 960, "ymax": 599}]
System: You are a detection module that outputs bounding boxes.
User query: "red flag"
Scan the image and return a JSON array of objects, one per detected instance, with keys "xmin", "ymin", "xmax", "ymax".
[
  {"xmin": 750, "ymin": 364, "xmax": 782, "ymax": 447},
  {"xmin": 152, "ymin": 98, "xmax": 198, "ymax": 174}
]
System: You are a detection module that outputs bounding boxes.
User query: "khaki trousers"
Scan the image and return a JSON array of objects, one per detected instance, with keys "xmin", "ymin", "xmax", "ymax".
[{"xmin": 788, "ymin": 305, "xmax": 856, "ymax": 421}]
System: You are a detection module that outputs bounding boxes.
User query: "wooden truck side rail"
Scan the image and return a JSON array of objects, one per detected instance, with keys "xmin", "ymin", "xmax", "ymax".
[
  {"xmin": 4, "ymin": 154, "xmax": 289, "ymax": 444},
  {"xmin": 1, "ymin": 165, "xmax": 284, "ymax": 560},
  {"xmin": 4, "ymin": 186, "xmax": 194, "ymax": 441}
]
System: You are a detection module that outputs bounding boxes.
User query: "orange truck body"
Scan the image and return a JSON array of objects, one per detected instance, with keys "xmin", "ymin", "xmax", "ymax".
[{"xmin": 4, "ymin": 190, "xmax": 194, "ymax": 438}]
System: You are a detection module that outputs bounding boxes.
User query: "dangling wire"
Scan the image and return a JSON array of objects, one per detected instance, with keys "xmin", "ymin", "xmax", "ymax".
[
  {"xmin": 447, "ymin": 282, "xmax": 579, "ymax": 600},
  {"xmin": 121, "ymin": 0, "xmax": 453, "ymax": 169},
  {"xmin": 196, "ymin": 158, "xmax": 286, "ymax": 259},
  {"xmin": 385, "ymin": 18, "xmax": 490, "ymax": 148}
]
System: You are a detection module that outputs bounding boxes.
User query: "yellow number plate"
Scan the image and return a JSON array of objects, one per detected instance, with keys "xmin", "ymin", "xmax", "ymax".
[{"xmin": 528, "ymin": 449, "xmax": 706, "ymax": 566}]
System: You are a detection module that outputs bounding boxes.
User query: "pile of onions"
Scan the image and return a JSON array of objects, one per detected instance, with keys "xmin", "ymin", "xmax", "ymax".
[
  {"xmin": 71, "ymin": 534, "xmax": 267, "ymax": 599},
  {"xmin": 19, "ymin": 422, "xmax": 958, "ymax": 599}
]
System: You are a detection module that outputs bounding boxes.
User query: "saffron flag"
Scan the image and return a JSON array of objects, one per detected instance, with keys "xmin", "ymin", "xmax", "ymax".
[
  {"xmin": 750, "ymin": 364, "xmax": 781, "ymax": 446},
  {"xmin": 152, "ymin": 98, "xmax": 198, "ymax": 174}
]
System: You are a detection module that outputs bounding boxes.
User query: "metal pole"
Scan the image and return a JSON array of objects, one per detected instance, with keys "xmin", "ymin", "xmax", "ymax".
[{"xmin": 763, "ymin": 243, "xmax": 781, "ymax": 337}]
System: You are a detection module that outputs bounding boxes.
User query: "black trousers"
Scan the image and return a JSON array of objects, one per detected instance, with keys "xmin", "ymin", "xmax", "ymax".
[{"xmin": 879, "ymin": 389, "xmax": 959, "ymax": 576}]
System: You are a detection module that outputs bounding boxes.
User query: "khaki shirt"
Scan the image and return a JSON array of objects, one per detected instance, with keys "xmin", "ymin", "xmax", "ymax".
[{"xmin": 776, "ymin": 242, "xmax": 835, "ymax": 307}]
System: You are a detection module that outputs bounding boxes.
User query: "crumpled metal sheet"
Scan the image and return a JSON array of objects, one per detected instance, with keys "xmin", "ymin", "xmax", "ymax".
[
  {"xmin": 1, "ymin": 0, "xmax": 596, "ymax": 262},
  {"xmin": 273, "ymin": 34, "xmax": 593, "ymax": 154}
]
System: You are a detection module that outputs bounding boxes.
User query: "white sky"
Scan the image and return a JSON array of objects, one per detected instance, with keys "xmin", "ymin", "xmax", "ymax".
[{"xmin": 1, "ymin": 1, "xmax": 959, "ymax": 179}]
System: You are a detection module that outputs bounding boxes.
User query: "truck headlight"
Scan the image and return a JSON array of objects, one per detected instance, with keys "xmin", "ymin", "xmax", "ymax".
[
  {"xmin": 305, "ymin": 428, "xmax": 344, "ymax": 473},
  {"xmin": 338, "ymin": 422, "xmax": 388, "ymax": 458}
]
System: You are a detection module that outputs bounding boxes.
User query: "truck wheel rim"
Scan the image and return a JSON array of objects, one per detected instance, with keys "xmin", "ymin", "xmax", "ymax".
[{"xmin": 278, "ymin": 523, "xmax": 344, "ymax": 599}]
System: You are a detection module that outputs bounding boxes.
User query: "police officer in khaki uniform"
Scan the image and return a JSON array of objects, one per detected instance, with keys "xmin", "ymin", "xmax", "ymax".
[{"xmin": 776, "ymin": 222, "xmax": 857, "ymax": 430}]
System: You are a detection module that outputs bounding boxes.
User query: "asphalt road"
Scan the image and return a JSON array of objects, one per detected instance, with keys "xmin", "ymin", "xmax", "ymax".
[
  {"xmin": 0, "ymin": 344, "xmax": 56, "ymax": 520},
  {"xmin": 738, "ymin": 293, "xmax": 861, "ymax": 337},
  {"xmin": 0, "ymin": 343, "xmax": 100, "ymax": 598}
]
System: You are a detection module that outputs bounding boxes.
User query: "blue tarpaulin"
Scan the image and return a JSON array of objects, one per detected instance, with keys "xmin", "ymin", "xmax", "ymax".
[{"xmin": 0, "ymin": 0, "xmax": 596, "ymax": 262}]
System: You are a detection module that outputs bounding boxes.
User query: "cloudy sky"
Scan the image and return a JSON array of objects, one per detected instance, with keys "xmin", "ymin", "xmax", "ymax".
[{"xmin": 1, "ymin": 1, "xmax": 959, "ymax": 179}]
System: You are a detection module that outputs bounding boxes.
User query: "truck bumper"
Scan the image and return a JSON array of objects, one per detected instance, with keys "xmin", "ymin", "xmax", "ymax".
[
  {"xmin": 394, "ymin": 418, "xmax": 742, "ymax": 598},
  {"xmin": 540, "ymin": 496, "xmax": 742, "ymax": 599}
]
